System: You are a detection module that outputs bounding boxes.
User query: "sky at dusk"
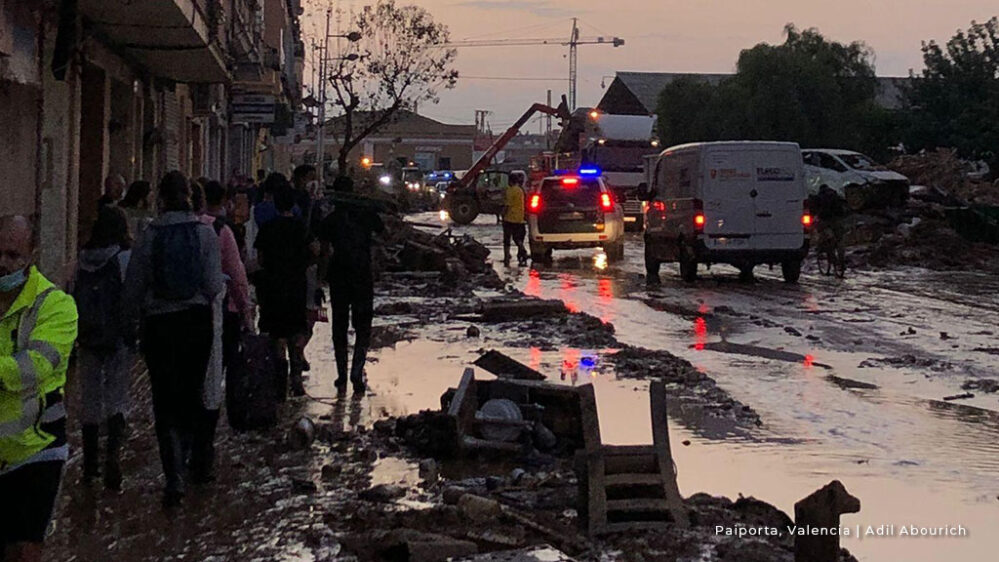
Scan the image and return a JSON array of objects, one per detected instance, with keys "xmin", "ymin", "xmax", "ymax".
[{"xmin": 300, "ymin": 0, "xmax": 997, "ymax": 128}]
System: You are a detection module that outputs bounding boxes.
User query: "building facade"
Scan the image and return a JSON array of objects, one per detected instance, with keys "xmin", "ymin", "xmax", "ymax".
[{"xmin": 0, "ymin": 0, "xmax": 303, "ymax": 284}]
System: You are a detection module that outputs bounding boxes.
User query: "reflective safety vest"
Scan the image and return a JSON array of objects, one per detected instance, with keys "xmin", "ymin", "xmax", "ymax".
[{"xmin": 0, "ymin": 266, "xmax": 78, "ymax": 474}]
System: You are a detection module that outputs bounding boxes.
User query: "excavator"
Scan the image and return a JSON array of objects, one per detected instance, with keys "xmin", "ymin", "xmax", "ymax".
[{"xmin": 443, "ymin": 96, "xmax": 571, "ymax": 225}]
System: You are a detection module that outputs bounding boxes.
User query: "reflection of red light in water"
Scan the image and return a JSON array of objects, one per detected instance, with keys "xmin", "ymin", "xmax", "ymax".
[
  {"xmin": 525, "ymin": 269, "xmax": 542, "ymax": 298},
  {"xmin": 693, "ymin": 317, "xmax": 707, "ymax": 351},
  {"xmin": 529, "ymin": 347, "xmax": 542, "ymax": 372},
  {"xmin": 562, "ymin": 348, "xmax": 580, "ymax": 371},
  {"xmin": 804, "ymin": 354, "xmax": 815, "ymax": 368},
  {"xmin": 597, "ymin": 278, "xmax": 614, "ymax": 324},
  {"xmin": 559, "ymin": 275, "xmax": 580, "ymax": 313}
]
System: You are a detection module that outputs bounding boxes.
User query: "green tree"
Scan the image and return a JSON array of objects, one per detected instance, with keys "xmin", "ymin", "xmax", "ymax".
[
  {"xmin": 656, "ymin": 25, "xmax": 888, "ymax": 156},
  {"xmin": 326, "ymin": 0, "xmax": 458, "ymax": 174},
  {"xmin": 904, "ymin": 17, "xmax": 999, "ymax": 175}
]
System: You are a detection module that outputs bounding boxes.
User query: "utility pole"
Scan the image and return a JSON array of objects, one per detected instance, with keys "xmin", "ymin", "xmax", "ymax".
[
  {"xmin": 315, "ymin": 8, "xmax": 332, "ymax": 186},
  {"xmin": 546, "ymin": 89, "xmax": 553, "ymax": 150}
]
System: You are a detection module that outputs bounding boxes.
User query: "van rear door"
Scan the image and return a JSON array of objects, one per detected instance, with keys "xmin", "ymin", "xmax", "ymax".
[
  {"xmin": 701, "ymin": 149, "xmax": 756, "ymax": 250},
  {"xmin": 752, "ymin": 148, "xmax": 805, "ymax": 250}
]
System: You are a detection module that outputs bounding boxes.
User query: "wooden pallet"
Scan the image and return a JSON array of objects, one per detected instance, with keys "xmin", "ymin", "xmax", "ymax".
[{"xmin": 575, "ymin": 381, "xmax": 689, "ymax": 535}]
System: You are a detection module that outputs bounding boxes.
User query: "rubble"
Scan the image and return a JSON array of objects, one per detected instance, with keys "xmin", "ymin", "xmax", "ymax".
[
  {"xmin": 961, "ymin": 379, "xmax": 999, "ymax": 393},
  {"xmin": 889, "ymin": 149, "xmax": 999, "ymax": 205}
]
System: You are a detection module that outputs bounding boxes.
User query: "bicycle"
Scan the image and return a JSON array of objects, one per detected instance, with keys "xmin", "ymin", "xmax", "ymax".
[{"xmin": 813, "ymin": 219, "xmax": 846, "ymax": 278}]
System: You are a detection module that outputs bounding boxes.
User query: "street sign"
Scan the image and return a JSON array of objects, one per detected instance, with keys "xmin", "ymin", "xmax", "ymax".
[{"xmin": 231, "ymin": 94, "xmax": 276, "ymax": 124}]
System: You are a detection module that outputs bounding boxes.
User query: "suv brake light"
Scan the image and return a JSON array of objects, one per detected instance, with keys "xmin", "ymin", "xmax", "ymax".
[
  {"xmin": 528, "ymin": 193, "xmax": 542, "ymax": 213},
  {"xmin": 652, "ymin": 201, "xmax": 666, "ymax": 212},
  {"xmin": 694, "ymin": 213, "xmax": 706, "ymax": 230},
  {"xmin": 600, "ymin": 192, "xmax": 613, "ymax": 211}
]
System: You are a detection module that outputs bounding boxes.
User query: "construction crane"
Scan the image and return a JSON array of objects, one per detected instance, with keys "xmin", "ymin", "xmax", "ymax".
[{"xmin": 445, "ymin": 19, "xmax": 624, "ymax": 110}]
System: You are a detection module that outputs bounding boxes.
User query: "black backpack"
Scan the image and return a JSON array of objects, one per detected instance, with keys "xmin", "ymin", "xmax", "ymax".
[
  {"xmin": 74, "ymin": 254, "xmax": 124, "ymax": 350},
  {"xmin": 151, "ymin": 222, "xmax": 205, "ymax": 301}
]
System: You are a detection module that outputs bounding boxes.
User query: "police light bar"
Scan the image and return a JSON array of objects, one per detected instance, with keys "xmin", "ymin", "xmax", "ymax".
[{"xmin": 578, "ymin": 167, "xmax": 601, "ymax": 176}]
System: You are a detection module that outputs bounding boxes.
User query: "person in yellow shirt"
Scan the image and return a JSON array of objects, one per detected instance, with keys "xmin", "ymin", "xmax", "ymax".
[{"xmin": 502, "ymin": 173, "xmax": 529, "ymax": 266}]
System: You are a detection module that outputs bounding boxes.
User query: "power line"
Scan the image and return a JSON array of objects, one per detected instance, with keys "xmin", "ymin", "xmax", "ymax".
[{"xmin": 461, "ymin": 75, "xmax": 569, "ymax": 82}]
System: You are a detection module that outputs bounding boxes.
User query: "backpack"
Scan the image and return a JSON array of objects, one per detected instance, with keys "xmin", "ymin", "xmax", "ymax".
[
  {"xmin": 151, "ymin": 222, "xmax": 205, "ymax": 301},
  {"xmin": 74, "ymin": 254, "xmax": 124, "ymax": 350}
]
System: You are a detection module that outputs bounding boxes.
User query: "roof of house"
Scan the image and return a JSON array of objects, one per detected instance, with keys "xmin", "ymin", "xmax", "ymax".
[
  {"xmin": 597, "ymin": 71, "xmax": 910, "ymax": 115},
  {"xmin": 327, "ymin": 110, "xmax": 475, "ymax": 141}
]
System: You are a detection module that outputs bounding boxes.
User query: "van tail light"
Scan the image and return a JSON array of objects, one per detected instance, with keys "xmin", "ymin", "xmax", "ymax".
[
  {"xmin": 600, "ymin": 193, "xmax": 613, "ymax": 211},
  {"xmin": 528, "ymin": 193, "xmax": 542, "ymax": 213},
  {"xmin": 801, "ymin": 201, "xmax": 813, "ymax": 230},
  {"xmin": 692, "ymin": 198, "xmax": 705, "ymax": 231}
]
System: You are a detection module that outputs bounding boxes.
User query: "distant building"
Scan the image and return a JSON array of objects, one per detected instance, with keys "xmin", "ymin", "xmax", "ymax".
[
  {"xmin": 597, "ymin": 71, "xmax": 910, "ymax": 116},
  {"xmin": 312, "ymin": 111, "xmax": 475, "ymax": 172}
]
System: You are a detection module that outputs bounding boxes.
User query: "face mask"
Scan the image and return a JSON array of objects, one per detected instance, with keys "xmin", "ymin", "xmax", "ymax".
[{"xmin": 0, "ymin": 267, "xmax": 27, "ymax": 293}]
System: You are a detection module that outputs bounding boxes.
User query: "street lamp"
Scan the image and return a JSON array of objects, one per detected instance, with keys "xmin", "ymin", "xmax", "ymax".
[{"xmin": 314, "ymin": 8, "xmax": 363, "ymax": 186}]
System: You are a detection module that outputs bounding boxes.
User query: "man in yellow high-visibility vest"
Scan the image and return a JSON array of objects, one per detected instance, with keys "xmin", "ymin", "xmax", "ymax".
[{"xmin": 0, "ymin": 216, "xmax": 78, "ymax": 562}]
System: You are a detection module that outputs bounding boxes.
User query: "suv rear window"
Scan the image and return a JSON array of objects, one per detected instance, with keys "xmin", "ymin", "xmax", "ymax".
[{"xmin": 540, "ymin": 178, "xmax": 603, "ymax": 207}]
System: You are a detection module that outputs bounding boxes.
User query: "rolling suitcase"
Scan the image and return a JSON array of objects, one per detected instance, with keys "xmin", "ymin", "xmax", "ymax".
[{"xmin": 226, "ymin": 333, "xmax": 279, "ymax": 431}]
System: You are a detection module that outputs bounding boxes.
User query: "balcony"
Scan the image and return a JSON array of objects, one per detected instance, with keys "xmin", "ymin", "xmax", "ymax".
[{"xmin": 78, "ymin": 0, "xmax": 229, "ymax": 83}]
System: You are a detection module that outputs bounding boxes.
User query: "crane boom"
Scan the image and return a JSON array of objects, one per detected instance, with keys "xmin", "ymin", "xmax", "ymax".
[{"xmin": 456, "ymin": 96, "xmax": 571, "ymax": 193}]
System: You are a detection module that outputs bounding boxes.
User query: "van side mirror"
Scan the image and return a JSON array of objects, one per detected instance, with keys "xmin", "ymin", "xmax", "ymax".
[{"xmin": 637, "ymin": 182, "xmax": 654, "ymax": 201}]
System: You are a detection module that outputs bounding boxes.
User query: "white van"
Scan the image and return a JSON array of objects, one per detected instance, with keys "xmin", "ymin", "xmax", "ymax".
[{"xmin": 643, "ymin": 141, "xmax": 811, "ymax": 284}]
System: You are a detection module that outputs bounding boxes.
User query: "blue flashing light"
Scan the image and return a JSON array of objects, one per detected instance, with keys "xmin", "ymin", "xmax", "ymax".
[
  {"xmin": 580, "ymin": 356, "xmax": 597, "ymax": 368},
  {"xmin": 578, "ymin": 167, "xmax": 601, "ymax": 177},
  {"xmin": 443, "ymin": 172, "xmax": 452, "ymax": 179}
]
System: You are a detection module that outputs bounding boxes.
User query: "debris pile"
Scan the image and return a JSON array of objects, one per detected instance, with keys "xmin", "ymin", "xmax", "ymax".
[
  {"xmin": 377, "ymin": 214, "xmax": 495, "ymax": 278},
  {"xmin": 889, "ymin": 149, "xmax": 999, "ymax": 205}
]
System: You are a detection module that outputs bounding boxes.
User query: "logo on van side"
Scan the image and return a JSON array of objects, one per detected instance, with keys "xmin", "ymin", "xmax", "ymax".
[
  {"xmin": 712, "ymin": 168, "xmax": 751, "ymax": 181},
  {"xmin": 756, "ymin": 167, "xmax": 795, "ymax": 182}
]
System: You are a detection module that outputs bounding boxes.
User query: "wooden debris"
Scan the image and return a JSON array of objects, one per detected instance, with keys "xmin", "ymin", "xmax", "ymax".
[
  {"xmin": 794, "ymin": 480, "xmax": 860, "ymax": 562},
  {"xmin": 474, "ymin": 350, "xmax": 546, "ymax": 381},
  {"xmin": 575, "ymin": 381, "xmax": 689, "ymax": 536}
]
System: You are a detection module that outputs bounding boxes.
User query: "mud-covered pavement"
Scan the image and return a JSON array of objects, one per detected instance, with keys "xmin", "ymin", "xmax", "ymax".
[{"xmin": 44, "ymin": 212, "xmax": 998, "ymax": 562}]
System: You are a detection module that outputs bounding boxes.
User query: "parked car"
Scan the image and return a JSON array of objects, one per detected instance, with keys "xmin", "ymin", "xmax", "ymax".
[
  {"xmin": 801, "ymin": 149, "xmax": 909, "ymax": 209},
  {"xmin": 644, "ymin": 141, "xmax": 811, "ymax": 284},
  {"xmin": 527, "ymin": 169, "xmax": 626, "ymax": 263}
]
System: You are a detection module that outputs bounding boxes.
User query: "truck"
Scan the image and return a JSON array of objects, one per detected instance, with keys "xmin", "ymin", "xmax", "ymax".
[
  {"xmin": 443, "ymin": 96, "xmax": 571, "ymax": 225},
  {"xmin": 579, "ymin": 114, "xmax": 660, "ymax": 230}
]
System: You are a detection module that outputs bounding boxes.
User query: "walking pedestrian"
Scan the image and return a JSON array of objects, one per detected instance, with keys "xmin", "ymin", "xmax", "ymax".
[
  {"xmin": 191, "ymin": 182, "xmax": 252, "ymax": 481},
  {"xmin": 254, "ymin": 173, "xmax": 301, "ymax": 228},
  {"xmin": 71, "ymin": 206, "xmax": 132, "ymax": 492},
  {"xmin": 123, "ymin": 171, "xmax": 224, "ymax": 508},
  {"xmin": 98, "ymin": 174, "xmax": 127, "ymax": 208},
  {"xmin": 118, "ymin": 180, "xmax": 154, "ymax": 244},
  {"xmin": 253, "ymin": 184, "xmax": 312, "ymax": 398},
  {"xmin": 1, "ymin": 215, "xmax": 79, "ymax": 562},
  {"xmin": 502, "ymin": 172, "xmax": 529, "ymax": 266},
  {"xmin": 318, "ymin": 176, "xmax": 384, "ymax": 394}
]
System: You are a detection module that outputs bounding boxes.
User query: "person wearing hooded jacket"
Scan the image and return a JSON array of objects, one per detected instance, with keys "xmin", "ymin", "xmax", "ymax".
[{"xmin": 71, "ymin": 206, "xmax": 133, "ymax": 491}]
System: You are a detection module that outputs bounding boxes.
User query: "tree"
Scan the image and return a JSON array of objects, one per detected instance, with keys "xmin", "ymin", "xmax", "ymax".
[
  {"xmin": 904, "ymin": 17, "xmax": 999, "ymax": 175},
  {"xmin": 656, "ymin": 25, "xmax": 888, "ymax": 157},
  {"xmin": 325, "ymin": 0, "xmax": 458, "ymax": 175}
]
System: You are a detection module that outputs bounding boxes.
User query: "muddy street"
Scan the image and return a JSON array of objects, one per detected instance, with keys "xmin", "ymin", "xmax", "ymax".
[{"xmin": 415, "ymin": 212, "xmax": 999, "ymax": 562}]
